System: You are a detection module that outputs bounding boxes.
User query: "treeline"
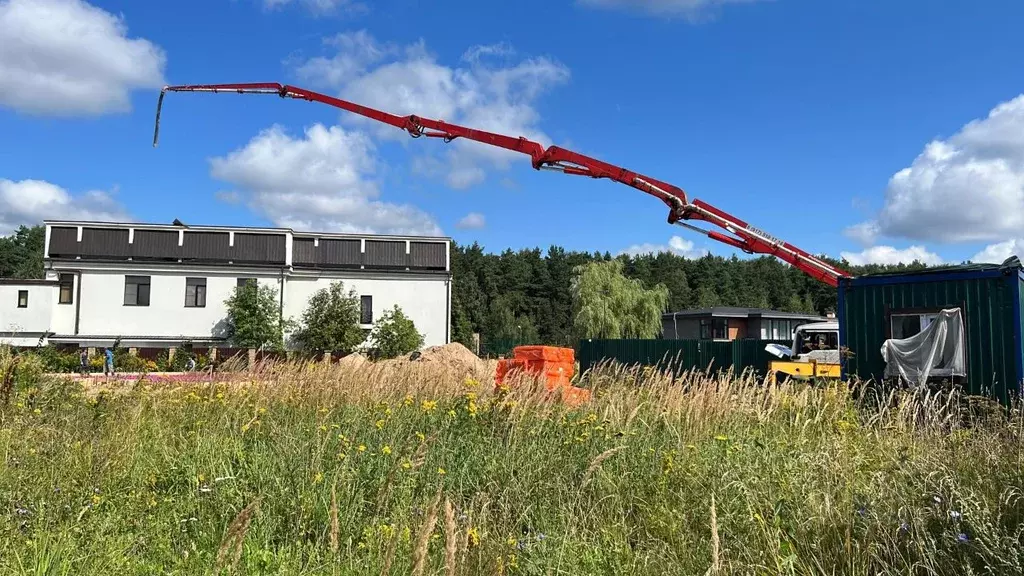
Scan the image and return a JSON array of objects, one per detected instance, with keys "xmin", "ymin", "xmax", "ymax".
[
  {"xmin": 450, "ymin": 242, "xmax": 935, "ymax": 349},
  {"xmin": 0, "ymin": 224, "xmax": 938, "ymax": 348}
]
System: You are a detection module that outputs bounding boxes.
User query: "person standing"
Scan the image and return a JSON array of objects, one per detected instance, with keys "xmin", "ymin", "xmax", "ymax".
[
  {"xmin": 104, "ymin": 347, "xmax": 114, "ymax": 377},
  {"xmin": 79, "ymin": 348, "xmax": 88, "ymax": 377}
]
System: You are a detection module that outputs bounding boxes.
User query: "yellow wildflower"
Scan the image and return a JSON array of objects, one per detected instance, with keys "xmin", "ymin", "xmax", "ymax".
[
  {"xmin": 358, "ymin": 444, "xmax": 367, "ymax": 452},
  {"xmin": 437, "ymin": 467, "xmax": 446, "ymax": 475},
  {"xmin": 421, "ymin": 399, "xmax": 437, "ymax": 412},
  {"xmin": 375, "ymin": 419, "xmax": 386, "ymax": 430},
  {"xmin": 381, "ymin": 445, "xmax": 392, "ymax": 455}
]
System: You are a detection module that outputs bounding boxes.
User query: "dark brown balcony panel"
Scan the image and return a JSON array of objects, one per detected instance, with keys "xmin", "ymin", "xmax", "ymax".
[
  {"xmin": 79, "ymin": 228, "xmax": 130, "ymax": 258},
  {"xmin": 409, "ymin": 241, "xmax": 447, "ymax": 269},
  {"xmin": 365, "ymin": 240, "xmax": 407, "ymax": 268},
  {"xmin": 131, "ymin": 230, "xmax": 181, "ymax": 260},
  {"xmin": 181, "ymin": 231, "xmax": 231, "ymax": 262},
  {"xmin": 292, "ymin": 237, "xmax": 317, "ymax": 265},
  {"xmin": 317, "ymin": 239, "xmax": 362, "ymax": 268},
  {"xmin": 233, "ymin": 233, "xmax": 286, "ymax": 264},
  {"xmin": 47, "ymin": 227, "xmax": 81, "ymax": 257}
]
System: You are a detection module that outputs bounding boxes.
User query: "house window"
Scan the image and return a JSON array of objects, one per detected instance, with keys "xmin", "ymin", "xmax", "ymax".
[
  {"xmin": 360, "ymin": 295, "xmax": 373, "ymax": 324},
  {"xmin": 185, "ymin": 277, "xmax": 207, "ymax": 308},
  {"xmin": 124, "ymin": 275, "xmax": 151, "ymax": 306},
  {"xmin": 237, "ymin": 277, "xmax": 257, "ymax": 289},
  {"xmin": 700, "ymin": 317, "xmax": 728, "ymax": 340},
  {"xmin": 58, "ymin": 273, "xmax": 74, "ymax": 304},
  {"xmin": 762, "ymin": 319, "xmax": 795, "ymax": 340},
  {"xmin": 17, "ymin": 290, "xmax": 28, "ymax": 308}
]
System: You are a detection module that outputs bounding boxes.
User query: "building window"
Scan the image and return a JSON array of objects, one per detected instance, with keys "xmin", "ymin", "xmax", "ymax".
[
  {"xmin": 360, "ymin": 295, "xmax": 373, "ymax": 324},
  {"xmin": 58, "ymin": 273, "xmax": 74, "ymax": 304},
  {"xmin": 237, "ymin": 277, "xmax": 257, "ymax": 289},
  {"xmin": 761, "ymin": 319, "xmax": 796, "ymax": 340},
  {"xmin": 17, "ymin": 290, "xmax": 28, "ymax": 308},
  {"xmin": 185, "ymin": 277, "xmax": 207, "ymax": 308},
  {"xmin": 124, "ymin": 275, "xmax": 151, "ymax": 306},
  {"xmin": 890, "ymin": 312, "xmax": 940, "ymax": 340},
  {"xmin": 700, "ymin": 317, "xmax": 728, "ymax": 340}
]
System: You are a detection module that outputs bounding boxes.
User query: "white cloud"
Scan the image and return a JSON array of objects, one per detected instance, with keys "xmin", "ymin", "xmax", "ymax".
[
  {"xmin": 293, "ymin": 31, "xmax": 570, "ymax": 189},
  {"xmin": 0, "ymin": 178, "xmax": 129, "ymax": 235},
  {"xmin": 208, "ymin": 123, "xmax": 442, "ymax": 236},
  {"xmin": 0, "ymin": 0, "xmax": 166, "ymax": 116},
  {"xmin": 971, "ymin": 238, "xmax": 1024, "ymax": 264},
  {"xmin": 839, "ymin": 245, "xmax": 944, "ymax": 267},
  {"xmin": 455, "ymin": 212, "xmax": 486, "ymax": 230},
  {"xmin": 619, "ymin": 235, "xmax": 709, "ymax": 259},
  {"xmin": 849, "ymin": 94, "xmax": 1024, "ymax": 245},
  {"xmin": 262, "ymin": 0, "xmax": 366, "ymax": 16},
  {"xmin": 577, "ymin": 0, "xmax": 768, "ymax": 19}
]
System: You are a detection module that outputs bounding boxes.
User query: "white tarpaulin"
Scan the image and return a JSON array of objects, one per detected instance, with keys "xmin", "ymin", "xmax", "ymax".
[{"xmin": 881, "ymin": 308, "xmax": 966, "ymax": 384}]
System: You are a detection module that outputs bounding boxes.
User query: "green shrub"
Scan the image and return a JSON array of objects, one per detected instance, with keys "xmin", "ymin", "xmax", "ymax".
[{"xmin": 367, "ymin": 305, "xmax": 424, "ymax": 359}]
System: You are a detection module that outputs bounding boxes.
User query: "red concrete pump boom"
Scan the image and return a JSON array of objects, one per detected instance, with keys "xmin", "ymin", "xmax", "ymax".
[{"xmin": 152, "ymin": 82, "xmax": 851, "ymax": 287}]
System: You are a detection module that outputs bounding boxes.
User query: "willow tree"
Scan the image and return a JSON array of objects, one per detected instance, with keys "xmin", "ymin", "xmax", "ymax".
[{"xmin": 569, "ymin": 259, "xmax": 670, "ymax": 340}]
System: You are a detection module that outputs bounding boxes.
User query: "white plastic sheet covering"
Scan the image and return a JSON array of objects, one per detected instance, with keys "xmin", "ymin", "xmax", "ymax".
[{"xmin": 881, "ymin": 308, "xmax": 966, "ymax": 384}]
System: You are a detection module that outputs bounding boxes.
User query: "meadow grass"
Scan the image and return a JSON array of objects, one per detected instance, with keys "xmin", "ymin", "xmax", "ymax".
[{"xmin": 1, "ymin": 358, "xmax": 1023, "ymax": 575}]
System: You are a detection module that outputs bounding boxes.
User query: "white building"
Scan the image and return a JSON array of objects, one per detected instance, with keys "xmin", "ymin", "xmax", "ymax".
[{"xmin": 0, "ymin": 220, "xmax": 452, "ymax": 352}]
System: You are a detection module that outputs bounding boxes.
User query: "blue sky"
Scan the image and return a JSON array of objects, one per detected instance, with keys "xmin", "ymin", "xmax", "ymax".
[{"xmin": 2, "ymin": 0, "xmax": 1024, "ymax": 269}]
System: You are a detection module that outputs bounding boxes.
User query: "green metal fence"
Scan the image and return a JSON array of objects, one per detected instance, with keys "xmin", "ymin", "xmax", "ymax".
[
  {"xmin": 479, "ymin": 338, "xmax": 535, "ymax": 358},
  {"xmin": 576, "ymin": 338, "xmax": 791, "ymax": 377}
]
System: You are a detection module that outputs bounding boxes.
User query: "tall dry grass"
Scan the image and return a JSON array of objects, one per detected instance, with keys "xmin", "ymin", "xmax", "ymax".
[{"xmin": 0, "ymin": 356, "xmax": 1022, "ymax": 575}]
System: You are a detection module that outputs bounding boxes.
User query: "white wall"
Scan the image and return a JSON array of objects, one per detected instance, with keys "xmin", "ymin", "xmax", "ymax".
[
  {"xmin": 75, "ymin": 269, "xmax": 282, "ymax": 339},
  {"xmin": 50, "ymin": 273, "xmax": 76, "ymax": 335},
  {"xmin": 57, "ymin": 266, "xmax": 449, "ymax": 348},
  {"xmin": 0, "ymin": 284, "xmax": 55, "ymax": 345},
  {"xmin": 283, "ymin": 275, "xmax": 449, "ymax": 348}
]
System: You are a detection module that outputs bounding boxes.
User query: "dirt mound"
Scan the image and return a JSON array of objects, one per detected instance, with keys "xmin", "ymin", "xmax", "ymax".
[
  {"xmin": 337, "ymin": 352, "xmax": 368, "ymax": 367},
  {"xmin": 414, "ymin": 342, "xmax": 482, "ymax": 368},
  {"xmin": 372, "ymin": 342, "xmax": 496, "ymax": 381}
]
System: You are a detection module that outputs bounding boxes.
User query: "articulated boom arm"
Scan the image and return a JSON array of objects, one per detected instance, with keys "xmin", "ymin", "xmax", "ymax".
[{"xmin": 153, "ymin": 82, "xmax": 850, "ymax": 287}]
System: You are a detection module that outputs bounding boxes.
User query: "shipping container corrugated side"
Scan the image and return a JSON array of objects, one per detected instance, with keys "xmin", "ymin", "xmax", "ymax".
[{"xmin": 837, "ymin": 262, "xmax": 1024, "ymax": 405}]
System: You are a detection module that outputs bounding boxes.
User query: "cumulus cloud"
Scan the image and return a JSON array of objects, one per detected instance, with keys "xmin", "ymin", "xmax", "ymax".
[
  {"xmin": 455, "ymin": 212, "xmax": 486, "ymax": 230},
  {"xmin": 293, "ymin": 30, "xmax": 570, "ymax": 189},
  {"xmin": 209, "ymin": 123, "xmax": 442, "ymax": 236},
  {"xmin": 839, "ymin": 245, "xmax": 944, "ymax": 267},
  {"xmin": 619, "ymin": 235, "xmax": 709, "ymax": 259},
  {"xmin": 0, "ymin": 178, "xmax": 130, "ymax": 234},
  {"xmin": 577, "ymin": 0, "xmax": 769, "ymax": 20},
  {"xmin": 971, "ymin": 238, "xmax": 1024, "ymax": 264},
  {"xmin": 848, "ymin": 94, "xmax": 1024, "ymax": 245},
  {"xmin": 0, "ymin": 0, "xmax": 166, "ymax": 116},
  {"xmin": 261, "ymin": 0, "xmax": 366, "ymax": 16}
]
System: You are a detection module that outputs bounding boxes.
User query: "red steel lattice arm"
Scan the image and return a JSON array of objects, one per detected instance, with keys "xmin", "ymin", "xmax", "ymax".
[{"xmin": 152, "ymin": 82, "xmax": 851, "ymax": 286}]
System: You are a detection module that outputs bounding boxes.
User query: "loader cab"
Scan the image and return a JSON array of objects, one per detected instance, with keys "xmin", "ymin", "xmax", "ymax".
[
  {"xmin": 765, "ymin": 321, "xmax": 840, "ymax": 365},
  {"xmin": 792, "ymin": 321, "xmax": 839, "ymax": 363}
]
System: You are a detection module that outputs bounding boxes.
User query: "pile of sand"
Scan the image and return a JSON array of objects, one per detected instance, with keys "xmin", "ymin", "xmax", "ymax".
[
  {"xmin": 366, "ymin": 342, "xmax": 496, "ymax": 380},
  {"xmin": 337, "ymin": 352, "xmax": 368, "ymax": 368}
]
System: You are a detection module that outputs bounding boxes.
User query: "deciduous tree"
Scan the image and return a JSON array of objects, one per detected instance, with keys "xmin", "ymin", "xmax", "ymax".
[
  {"xmin": 570, "ymin": 259, "xmax": 669, "ymax": 339},
  {"xmin": 292, "ymin": 281, "xmax": 366, "ymax": 354}
]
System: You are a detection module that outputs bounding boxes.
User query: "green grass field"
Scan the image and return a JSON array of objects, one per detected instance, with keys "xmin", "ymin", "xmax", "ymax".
[{"xmin": 1, "ymin": 357, "xmax": 1023, "ymax": 575}]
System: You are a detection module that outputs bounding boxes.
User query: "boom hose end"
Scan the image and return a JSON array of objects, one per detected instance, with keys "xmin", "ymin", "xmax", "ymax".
[{"xmin": 152, "ymin": 89, "xmax": 167, "ymax": 147}]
